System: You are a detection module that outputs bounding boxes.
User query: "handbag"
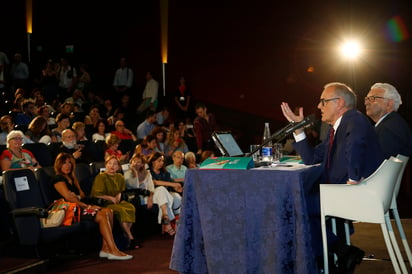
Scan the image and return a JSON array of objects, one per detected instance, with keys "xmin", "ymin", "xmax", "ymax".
[
  {"xmin": 41, "ymin": 199, "xmax": 81, "ymax": 227},
  {"xmin": 41, "ymin": 208, "xmax": 65, "ymax": 228}
]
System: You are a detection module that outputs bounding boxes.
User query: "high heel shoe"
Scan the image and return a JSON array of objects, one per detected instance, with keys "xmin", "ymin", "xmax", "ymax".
[{"xmin": 162, "ymin": 215, "xmax": 176, "ymax": 236}]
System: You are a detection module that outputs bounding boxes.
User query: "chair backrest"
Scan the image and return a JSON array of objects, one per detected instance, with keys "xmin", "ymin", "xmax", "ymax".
[
  {"xmin": 2, "ymin": 168, "xmax": 47, "ymax": 210},
  {"xmin": 35, "ymin": 166, "xmax": 56, "ymax": 207},
  {"xmin": 22, "ymin": 142, "xmax": 53, "ymax": 167},
  {"xmin": 88, "ymin": 140, "xmax": 106, "ymax": 162},
  {"xmin": 89, "ymin": 161, "xmax": 105, "ymax": 178},
  {"xmin": 75, "ymin": 162, "xmax": 93, "ymax": 196},
  {"xmin": 362, "ymin": 158, "xmax": 403, "ymax": 212},
  {"xmin": 393, "ymin": 154, "xmax": 409, "ymax": 199}
]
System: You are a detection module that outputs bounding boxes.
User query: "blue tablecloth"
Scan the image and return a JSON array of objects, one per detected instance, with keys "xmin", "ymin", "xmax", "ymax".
[{"xmin": 170, "ymin": 166, "xmax": 321, "ymax": 274}]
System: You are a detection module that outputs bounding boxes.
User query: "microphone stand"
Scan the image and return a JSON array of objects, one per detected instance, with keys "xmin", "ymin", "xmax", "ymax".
[{"xmin": 245, "ymin": 122, "xmax": 295, "ymax": 158}]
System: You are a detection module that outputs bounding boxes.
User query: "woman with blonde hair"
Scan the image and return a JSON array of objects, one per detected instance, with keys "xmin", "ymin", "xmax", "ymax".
[
  {"xmin": 91, "ymin": 155, "xmax": 140, "ymax": 250},
  {"xmin": 164, "ymin": 128, "xmax": 189, "ymax": 157},
  {"xmin": 52, "ymin": 152, "xmax": 132, "ymax": 260},
  {"xmin": 72, "ymin": 121, "xmax": 88, "ymax": 142},
  {"xmin": 105, "ymin": 133, "xmax": 129, "ymax": 163}
]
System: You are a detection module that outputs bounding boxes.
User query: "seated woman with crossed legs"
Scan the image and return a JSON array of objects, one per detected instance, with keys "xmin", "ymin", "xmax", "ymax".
[
  {"xmin": 91, "ymin": 155, "xmax": 140, "ymax": 249},
  {"xmin": 52, "ymin": 152, "xmax": 132, "ymax": 260},
  {"xmin": 147, "ymin": 152, "xmax": 182, "ymax": 236}
]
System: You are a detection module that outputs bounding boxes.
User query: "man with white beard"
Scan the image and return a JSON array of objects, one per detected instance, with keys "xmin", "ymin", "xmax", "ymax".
[{"xmin": 60, "ymin": 129, "xmax": 92, "ymax": 164}]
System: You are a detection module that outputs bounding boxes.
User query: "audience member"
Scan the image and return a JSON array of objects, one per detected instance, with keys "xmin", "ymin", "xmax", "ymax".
[
  {"xmin": 280, "ymin": 82, "xmax": 384, "ymax": 273},
  {"xmin": 151, "ymin": 126, "xmax": 167, "ymax": 153},
  {"xmin": 0, "ymin": 115, "xmax": 29, "ymax": 145},
  {"xmin": 52, "ymin": 152, "xmax": 132, "ymax": 260},
  {"xmin": 111, "ymin": 120, "xmax": 137, "ymax": 141},
  {"xmin": 9, "ymin": 53, "xmax": 29, "ymax": 92},
  {"xmin": 65, "ymin": 89, "xmax": 85, "ymax": 112},
  {"xmin": 166, "ymin": 151, "xmax": 187, "ymax": 184},
  {"xmin": 113, "ymin": 57, "xmax": 134, "ymax": 95},
  {"xmin": 184, "ymin": 151, "xmax": 198, "ymax": 169},
  {"xmin": 136, "ymin": 110, "xmax": 157, "ymax": 140},
  {"xmin": 164, "ymin": 128, "xmax": 189, "ymax": 158},
  {"xmin": 92, "ymin": 119, "xmax": 109, "ymax": 142},
  {"xmin": 200, "ymin": 150, "xmax": 215, "ymax": 163},
  {"xmin": 38, "ymin": 105, "xmax": 56, "ymax": 126},
  {"xmin": 40, "ymin": 59, "xmax": 59, "ymax": 102},
  {"xmin": 84, "ymin": 105, "xmax": 101, "ymax": 128},
  {"xmin": 137, "ymin": 71, "xmax": 158, "ymax": 113},
  {"xmin": 60, "ymin": 129, "xmax": 92, "ymax": 164},
  {"xmin": 15, "ymin": 99, "xmax": 36, "ymax": 126},
  {"xmin": 91, "ymin": 155, "xmax": 140, "ymax": 250},
  {"xmin": 147, "ymin": 152, "xmax": 182, "ymax": 236},
  {"xmin": 105, "ymin": 133, "xmax": 129, "ymax": 163},
  {"xmin": 56, "ymin": 57, "xmax": 77, "ymax": 100},
  {"xmin": 72, "ymin": 121, "xmax": 88, "ymax": 142},
  {"xmin": 51, "ymin": 113, "xmax": 71, "ymax": 142},
  {"xmin": 174, "ymin": 76, "xmax": 192, "ymax": 120},
  {"xmin": 0, "ymin": 63, "xmax": 7, "ymax": 92},
  {"xmin": 0, "ymin": 130, "xmax": 41, "ymax": 171},
  {"xmin": 25, "ymin": 116, "xmax": 52, "ymax": 144},
  {"xmin": 77, "ymin": 63, "xmax": 91, "ymax": 91},
  {"xmin": 193, "ymin": 102, "xmax": 217, "ymax": 155},
  {"xmin": 134, "ymin": 134, "xmax": 157, "ymax": 159},
  {"xmin": 124, "ymin": 154, "xmax": 155, "ymax": 208},
  {"xmin": 155, "ymin": 106, "xmax": 171, "ymax": 127},
  {"xmin": 103, "ymin": 98, "xmax": 115, "ymax": 118},
  {"xmin": 365, "ymin": 83, "xmax": 412, "ymax": 158},
  {"xmin": 107, "ymin": 107, "xmax": 126, "ymax": 129}
]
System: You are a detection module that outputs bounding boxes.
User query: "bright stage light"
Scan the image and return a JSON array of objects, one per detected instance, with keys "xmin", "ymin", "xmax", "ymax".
[{"xmin": 339, "ymin": 40, "xmax": 362, "ymax": 60}]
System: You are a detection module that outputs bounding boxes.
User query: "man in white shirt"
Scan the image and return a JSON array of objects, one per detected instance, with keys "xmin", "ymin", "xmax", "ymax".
[{"xmin": 137, "ymin": 71, "xmax": 159, "ymax": 113}]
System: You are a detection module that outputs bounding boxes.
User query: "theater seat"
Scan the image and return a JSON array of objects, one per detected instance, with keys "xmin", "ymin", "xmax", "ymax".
[
  {"xmin": 2, "ymin": 168, "xmax": 82, "ymax": 258},
  {"xmin": 23, "ymin": 143, "xmax": 53, "ymax": 167}
]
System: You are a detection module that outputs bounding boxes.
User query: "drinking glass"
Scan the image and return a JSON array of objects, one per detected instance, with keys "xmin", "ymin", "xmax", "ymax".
[{"xmin": 250, "ymin": 144, "xmax": 261, "ymax": 162}]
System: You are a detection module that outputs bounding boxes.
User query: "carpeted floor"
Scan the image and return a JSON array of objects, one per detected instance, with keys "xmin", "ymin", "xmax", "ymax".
[
  {"xmin": 2, "ymin": 191, "xmax": 412, "ymax": 274},
  {"xmin": 2, "ymin": 219, "xmax": 412, "ymax": 273}
]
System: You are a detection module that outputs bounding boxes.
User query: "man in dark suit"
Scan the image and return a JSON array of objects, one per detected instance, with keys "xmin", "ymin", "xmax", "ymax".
[
  {"xmin": 365, "ymin": 83, "xmax": 412, "ymax": 159},
  {"xmin": 281, "ymin": 82, "xmax": 384, "ymax": 273}
]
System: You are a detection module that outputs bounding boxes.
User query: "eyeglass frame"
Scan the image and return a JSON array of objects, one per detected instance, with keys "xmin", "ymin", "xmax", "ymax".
[
  {"xmin": 319, "ymin": 97, "xmax": 340, "ymax": 107},
  {"xmin": 364, "ymin": 95, "xmax": 388, "ymax": 102}
]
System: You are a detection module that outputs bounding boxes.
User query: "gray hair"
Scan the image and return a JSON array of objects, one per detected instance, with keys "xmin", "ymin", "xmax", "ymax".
[
  {"xmin": 370, "ymin": 83, "xmax": 402, "ymax": 111},
  {"xmin": 324, "ymin": 82, "xmax": 357, "ymax": 109},
  {"xmin": 6, "ymin": 130, "xmax": 24, "ymax": 148}
]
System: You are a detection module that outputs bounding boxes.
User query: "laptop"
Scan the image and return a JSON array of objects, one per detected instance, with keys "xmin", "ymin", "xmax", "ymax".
[{"xmin": 211, "ymin": 131, "xmax": 244, "ymax": 157}]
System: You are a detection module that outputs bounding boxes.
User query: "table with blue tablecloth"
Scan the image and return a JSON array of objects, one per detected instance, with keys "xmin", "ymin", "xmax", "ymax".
[{"xmin": 170, "ymin": 165, "xmax": 322, "ymax": 274}]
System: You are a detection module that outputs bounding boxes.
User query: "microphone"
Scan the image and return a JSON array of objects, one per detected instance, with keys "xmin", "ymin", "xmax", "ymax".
[
  {"xmin": 246, "ymin": 114, "xmax": 316, "ymax": 157},
  {"xmin": 281, "ymin": 114, "xmax": 316, "ymax": 137}
]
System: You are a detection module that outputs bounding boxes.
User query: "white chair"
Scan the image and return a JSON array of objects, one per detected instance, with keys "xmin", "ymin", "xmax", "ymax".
[
  {"xmin": 320, "ymin": 158, "xmax": 404, "ymax": 274},
  {"xmin": 388, "ymin": 155, "xmax": 412, "ymax": 268},
  {"xmin": 340, "ymin": 154, "xmax": 411, "ymax": 271}
]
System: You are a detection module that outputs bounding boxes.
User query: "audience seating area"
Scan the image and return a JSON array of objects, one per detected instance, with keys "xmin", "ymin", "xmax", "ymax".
[{"xmin": 0, "ymin": 137, "xmax": 160, "ymax": 259}]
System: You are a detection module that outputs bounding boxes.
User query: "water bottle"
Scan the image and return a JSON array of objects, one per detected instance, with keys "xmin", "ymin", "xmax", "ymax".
[{"xmin": 262, "ymin": 122, "xmax": 273, "ymax": 162}]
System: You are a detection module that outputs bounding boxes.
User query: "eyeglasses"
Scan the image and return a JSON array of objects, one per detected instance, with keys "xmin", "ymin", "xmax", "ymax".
[
  {"xmin": 364, "ymin": 95, "xmax": 388, "ymax": 102},
  {"xmin": 319, "ymin": 97, "xmax": 340, "ymax": 107}
]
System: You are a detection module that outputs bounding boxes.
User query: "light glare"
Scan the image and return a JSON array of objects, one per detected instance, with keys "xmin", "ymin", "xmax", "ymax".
[{"xmin": 339, "ymin": 40, "xmax": 362, "ymax": 60}]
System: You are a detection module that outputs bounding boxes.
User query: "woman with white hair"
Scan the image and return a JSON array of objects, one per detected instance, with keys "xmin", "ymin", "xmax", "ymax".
[{"xmin": 0, "ymin": 130, "xmax": 41, "ymax": 171}]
